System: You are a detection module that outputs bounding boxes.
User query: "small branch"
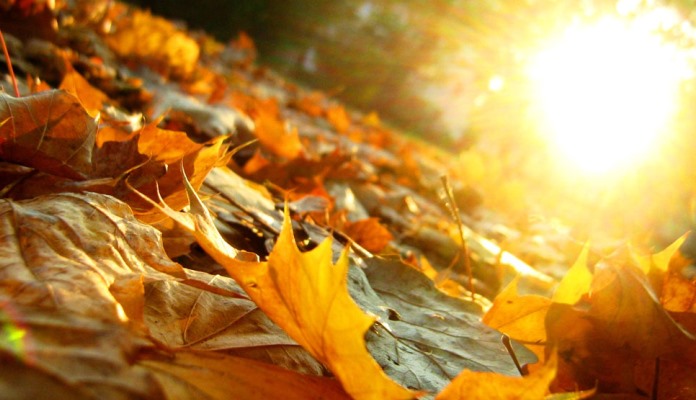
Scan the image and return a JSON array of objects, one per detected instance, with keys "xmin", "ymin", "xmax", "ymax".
[
  {"xmin": 501, "ymin": 334, "xmax": 525, "ymax": 376},
  {"xmin": 440, "ymin": 175, "xmax": 474, "ymax": 299},
  {"xmin": 0, "ymin": 29, "xmax": 20, "ymax": 97}
]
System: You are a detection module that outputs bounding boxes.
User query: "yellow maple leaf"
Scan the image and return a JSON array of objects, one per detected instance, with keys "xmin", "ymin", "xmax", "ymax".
[
  {"xmin": 552, "ymin": 243, "xmax": 592, "ymax": 305},
  {"xmin": 436, "ymin": 353, "xmax": 558, "ymax": 400},
  {"xmin": 137, "ymin": 169, "xmax": 416, "ymax": 400},
  {"xmin": 483, "ymin": 276, "xmax": 550, "ymax": 363}
]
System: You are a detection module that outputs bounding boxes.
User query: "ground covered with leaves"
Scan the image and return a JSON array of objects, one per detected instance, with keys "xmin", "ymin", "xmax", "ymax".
[{"xmin": 1, "ymin": 1, "xmax": 695, "ymax": 399}]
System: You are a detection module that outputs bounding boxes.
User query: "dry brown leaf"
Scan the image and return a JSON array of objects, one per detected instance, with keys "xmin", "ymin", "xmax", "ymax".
[
  {"xmin": 0, "ymin": 192, "xmax": 187, "ymax": 399},
  {"xmin": 343, "ymin": 217, "xmax": 394, "ymax": 254},
  {"xmin": 143, "ymin": 271, "xmax": 324, "ymax": 376},
  {"xmin": 661, "ymin": 272, "xmax": 696, "ymax": 312},
  {"xmin": 0, "ymin": 90, "xmax": 97, "ymax": 180},
  {"xmin": 0, "ymin": 90, "xmax": 228, "ymax": 221},
  {"xmin": 141, "ymin": 351, "xmax": 350, "ymax": 400},
  {"xmin": 0, "ymin": 192, "xmax": 185, "ymax": 316},
  {"xmin": 293, "ymin": 91, "xmax": 326, "ymax": 117},
  {"xmin": 546, "ymin": 257, "xmax": 696, "ymax": 393}
]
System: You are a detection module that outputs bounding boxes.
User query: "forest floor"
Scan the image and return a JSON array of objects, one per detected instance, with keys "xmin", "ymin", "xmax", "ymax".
[{"xmin": 1, "ymin": 1, "xmax": 695, "ymax": 399}]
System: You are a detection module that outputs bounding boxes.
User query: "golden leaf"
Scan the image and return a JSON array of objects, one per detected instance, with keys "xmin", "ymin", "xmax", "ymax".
[
  {"xmin": 106, "ymin": 9, "xmax": 200, "ymax": 79},
  {"xmin": 140, "ymin": 173, "xmax": 416, "ymax": 400},
  {"xmin": 59, "ymin": 65, "xmax": 108, "ymax": 117},
  {"xmin": 436, "ymin": 353, "xmax": 557, "ymax": 400},
  {"xmin": 483, "ymin": 276, "xmax": 550, "ymax": 362},
  {"xmin": 552, "ymin": 243, "xmax": 592, "ymax": 305}
]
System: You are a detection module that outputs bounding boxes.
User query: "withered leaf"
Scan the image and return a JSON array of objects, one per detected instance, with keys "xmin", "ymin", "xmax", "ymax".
[
  {"xmin": 343, "ymin": 217, "xmax": 394, "ymax": 254},
  {"xmin": 0, "ymin": 192, "xmax": 186, "ymax": 399},
  {"xmin": 546, "ymin": 257, "xmax": 696, "ymax": 393},
  {"xmin": 435, "ymin": 354, "xmax": 557, "ymax": 400},
  {"xmin": 0, "ymin": 90, "xmax": 97, "ymax": 180},
  {"xmin": 59, "ymin": 65, "xmax": 109, "ymax": 117},
  {"xmin": 144, "ymin": 269, "xmax": 324, "ymax": 376},
  {"xmin": 143, "ymin": 176, "xmax": 415, "ymax": 400},
  {"xmin": 141, "ymin": 351, "xmax": 351, "ymax": 400},
  {"xmin": 364, "ymin": 258, "xmax": 537, "ymax": 395}
]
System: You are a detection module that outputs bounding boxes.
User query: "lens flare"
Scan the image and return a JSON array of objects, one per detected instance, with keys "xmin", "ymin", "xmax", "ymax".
[{"xmin": 529, "ymin": 17, "xmax": 688, "ymax": 174}]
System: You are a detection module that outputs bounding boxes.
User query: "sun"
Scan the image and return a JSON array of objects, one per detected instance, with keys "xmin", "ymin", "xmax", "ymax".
[{"xmin": 528, "ymin": 17, "xmax": 688, "ymax": 175}]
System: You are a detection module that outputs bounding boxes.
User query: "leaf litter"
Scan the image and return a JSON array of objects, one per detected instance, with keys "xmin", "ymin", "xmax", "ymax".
[{"xmin": 0, "ymin": 1, "xmax": 695, "ymax": 399}]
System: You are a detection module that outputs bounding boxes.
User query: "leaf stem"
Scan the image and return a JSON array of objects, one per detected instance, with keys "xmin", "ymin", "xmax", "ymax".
[{"xmin": 0, "ymin": 29, "xmax": 20, "ymax": 97}]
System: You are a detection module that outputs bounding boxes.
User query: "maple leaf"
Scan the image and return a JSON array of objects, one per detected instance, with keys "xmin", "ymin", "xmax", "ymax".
[
  {"xmin": 0, "ymin": 90, "xmax": 97, "ymax": 180},
  {"xmin": 140, "ymin": 171, "xmax": 416, "ymax": 400},
  {"xmin": 483, "ymin": 276, "xmax": 550, "ymax": 362},
  {"xmin": 551, "ymin": 243, "xmax": 592, "ymax": 305},
  {"xmin": 230, "ymin": 92, "xmax": 302, "ymax": 159},
  {"xmin": 343, "ymin": 217, "xmax": 394, "ymax": 253},
  {"xmin": 436, "ymin": 353, "xmax": 557, "ymax": 400},
  {"xmin": 546, "ymin": 253, "xmax": 696, "ymax": 393},
  {"xmin": 59, "ymin": 64, "xmax": 109, "ymax": 117}
]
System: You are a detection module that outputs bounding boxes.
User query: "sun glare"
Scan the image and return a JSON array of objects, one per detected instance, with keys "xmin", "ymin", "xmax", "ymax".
[{"xmin": 529, "ymin": 17, "xmax": 688, "ymax": 175}]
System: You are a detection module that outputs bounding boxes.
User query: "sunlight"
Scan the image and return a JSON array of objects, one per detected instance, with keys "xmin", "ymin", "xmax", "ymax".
[{"xmin": 528, "ymin": 17, "xmax": 688, "ymax": 175}]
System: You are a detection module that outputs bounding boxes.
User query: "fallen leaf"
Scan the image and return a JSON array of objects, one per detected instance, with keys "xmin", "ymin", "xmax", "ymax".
[
  {"xmin": 0, "ymin": 303, "xmax": 164, "ymax": 400},
  {"xmin": 142, "ymin": 175, "xmax": 415, "ymax": 400},
  {"xmin": 141, "ymin": 350, "xmax": 350, "ymax": 400},
  {"xmin": 343, "ymin": 217, "xmax": 394, "ymax": 253},
  {"xmin": 327, "ymin": 104, "xmax": 351, "ymax": 133},
  {"xmin": 364, "ymin": 257, "xmax": 537, "ymax": 395},
  {"xmin": 0, "ymin": 90, "xmax": 97, "ymax": 180},
  {"xmin": 105, "ymin": 8, "xmax": 200, "ymax": 79},
  {"xmin": 293, "ymin": 91, "xmax": 325, "ymax": 117},
  {"xmin": 231, "ymin": 93, "xmax": 302, "ymax": 159},
  {"xmin": 143, "ymin": 270, "xmax": 324, "ymax": 376},
  {"xmin": 483, "ymin": 276, "xmax": 550, "ymax": 362},
  {"xmin": 435, "ymin": 353, "xmax": 557, "ymax": 400},
  {"xmin": 546, "ymin": 255, "xmax": 696, "ymax": 393},
  {"xmin": 0, "ymin": 192, "xmax": 187, "ymax": 399},
  {"xmin": 661, "ymin": 271, "xmax": 696, "ymax": 312},
  {"xmin": 552, "ymin": 243, "xmax": 593, "ymax": 305},
  {"xmin": 59, "ymin": 64, "xmax": 109, "ymax": 117},
  {"xmin": 633, "ymin": 233, "xmax": 689, "ymax": 275}
]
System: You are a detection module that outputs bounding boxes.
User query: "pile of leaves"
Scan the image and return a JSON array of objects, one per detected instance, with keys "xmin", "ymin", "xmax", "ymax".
[{"xmin": 1, "ymin": 1, "xmax": 695, "ymax": 398}]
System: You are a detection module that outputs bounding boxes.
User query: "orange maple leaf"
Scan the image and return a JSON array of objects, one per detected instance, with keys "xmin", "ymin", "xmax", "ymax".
[{"xmin": 138, "ymin": 171, "xmax": 417, "ymax": 400}]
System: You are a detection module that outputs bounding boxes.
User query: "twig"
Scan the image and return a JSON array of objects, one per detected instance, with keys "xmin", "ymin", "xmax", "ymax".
[
  {"xmin": 0, "ymin": 29, "xmax": 20, "ymax": 97},
  {"xmin": 501, "ymin": 334, "xmax": 525, "ymax": 376},
  {"xmin": 440, "ymin": 175, "xmax": 474, "ymax": 299}
]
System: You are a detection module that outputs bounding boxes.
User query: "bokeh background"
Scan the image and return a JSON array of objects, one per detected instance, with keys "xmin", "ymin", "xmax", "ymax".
[{"xmin": 126, "ymin": 0, "xmax": 696, "ymax": 253}]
